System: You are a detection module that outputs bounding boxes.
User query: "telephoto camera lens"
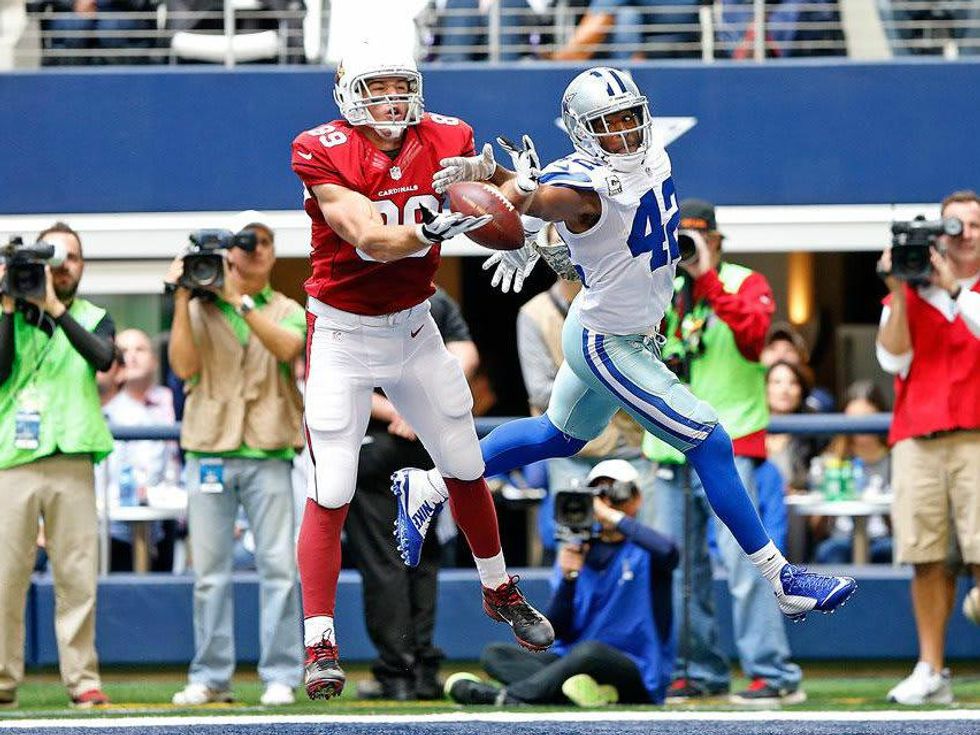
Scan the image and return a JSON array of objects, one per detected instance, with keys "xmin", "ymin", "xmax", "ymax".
[
  {"xmin": 677, "ymin": 232, "xmax": 699, "ymax": 265},
  {"xmin": 184, "ymin": 254, "xmax": 223, "ymax": 288}
]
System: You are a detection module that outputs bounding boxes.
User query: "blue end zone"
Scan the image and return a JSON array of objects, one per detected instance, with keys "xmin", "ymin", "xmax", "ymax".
[{"xmin": 25, "ymin": 568, "xmax": 980, "ymax": 666}]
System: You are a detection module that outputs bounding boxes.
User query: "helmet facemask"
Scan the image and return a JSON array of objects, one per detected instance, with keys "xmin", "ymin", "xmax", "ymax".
[
  {"xmin": 575, "ymin": 100, "xmax": 652, "ymax": 173},
  {"xmin": 334, "ymin": 68, "xmax": 424, "ymax": 140}
]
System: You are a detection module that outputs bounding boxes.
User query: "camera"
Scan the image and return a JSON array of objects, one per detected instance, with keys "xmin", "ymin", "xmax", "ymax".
[
  {"xmin": 553, "ymin": 479, "xmax": 636, "ymax": 544},
  {"xmin": 676, "ymin": 229, "xmax": 702, "ymax": 267},
  {"xmin": 0, "ymin": 237, "xmax": 65, "ymax": 300},
  {"xmin": 179, "ymin": 229, "xmax": 258, "ymax": 290},
  {"xmin": 554, "ymin": 485, "xmax": 595, "ymax": 544},
  {"xmin": 889, "ymin": 216, "xmax": 963, "ymax": 282}
]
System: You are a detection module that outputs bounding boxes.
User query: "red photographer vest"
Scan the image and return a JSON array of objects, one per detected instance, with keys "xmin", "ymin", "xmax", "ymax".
[{"xmin": 886, "ymin": 280, "xmax": 980, "ymax": 444}]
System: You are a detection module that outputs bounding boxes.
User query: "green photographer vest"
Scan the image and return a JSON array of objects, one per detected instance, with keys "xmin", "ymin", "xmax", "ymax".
[
  {"xmin": 644, "ymin": 262, "xmax": 769, "ymax": 464},
  {"xmin": 0, "ymin": 299, "xmax": 114, "ymax": 470}
]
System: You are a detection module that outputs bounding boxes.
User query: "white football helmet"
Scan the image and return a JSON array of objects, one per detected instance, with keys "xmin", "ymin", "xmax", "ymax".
[
  {"xmin": 560, "ymin": 67, "xmax": 653, "ymax": 173},
  {"xmin": 333, "ymin": 39, "xmax": 424, "ymax": 138}
]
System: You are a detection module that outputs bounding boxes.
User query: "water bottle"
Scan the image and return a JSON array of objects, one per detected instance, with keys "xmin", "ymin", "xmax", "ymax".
[
  {"xmin": 823, "ymin": 458, "xmax": 841, "ymax": 501},
  {"xmin": 807, "ymin": 456, "xmax": 825, "ymax": 494},
  {"xmin": 119, "ymin": 464, "xmax": 137, "ymax": 507},
  {"xmin": 841, "ymin": 459, "xmax": 855, "ymax": 500},
  {"xmin": 851, "ymin": 458, "xmax": 866, "ymax": 497}
]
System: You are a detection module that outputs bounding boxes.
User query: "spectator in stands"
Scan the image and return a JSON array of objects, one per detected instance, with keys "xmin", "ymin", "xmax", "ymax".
[
  {"xmin": 877, "ymin": 190, "xmax": 980, "ymax": 705},
  {"xmin": 765, "ymin": 359, "xmax": 825, "ymax": 562},
  {"xmin": 446, "ymin": 460, "xmax": 677, "ymax": 706},
  {"xmin": 717, "ymin": 0, "xmax": 844, "ymax": 59},
  {"xmin": 764, "ymin": 359, "xmax": 819, "ymax": 491},
  {"xmin": 348, "ymin": 287, "xmax": 479, "ymax": 702},
  {"xmin": 0, "ymin": 222, "xmax": 114, "ymax": 708},
  {"xmin": 435, "ymin": 0, "xmax": 537, "ymax": 61},
  {"xmin": 551, "ymin": 0, "xmax": 700, "ymax": 60},
  {"xmin": 644, "ymin": 199, "xmax": 803, "ymax": 705},
  {"xmin": 760, "ymin": 321, "xmax": 834, "ymax": 413},
  {"xmin": 40, "ymin": 0, "xmax": 154, "ymax": 65},
  {"xmin": 809, "ymin": 380, "xmax": 892, "ymax": 565},
  {"xmin": 515, "ymin": 224, "xmax": 649, "ymax": 557},
  {"xmin": 98, "ymin": 328, "xmax": 182, "ymax": 572},
  {"xmin": 165, "ymin": 220, "xmax": 305, "ymax": 707}
]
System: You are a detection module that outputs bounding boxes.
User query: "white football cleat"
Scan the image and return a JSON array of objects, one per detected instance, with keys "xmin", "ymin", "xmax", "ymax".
[{"xmin": 391, "ymin": 468, "xmax": 447, "ymax": 567}]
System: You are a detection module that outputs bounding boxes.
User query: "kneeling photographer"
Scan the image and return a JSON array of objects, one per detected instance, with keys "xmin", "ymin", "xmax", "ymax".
[
  {"xmin": 0, "ymin": 223, "xmax": 115, "ymax": 708},
  {"xmin": 877, "ymin": 190, "xmax": 980, "ymax": 705},
  {"xmin": 165, "ymin": 221, "xmax": 306, "ymax": 707},
  {"xmin": 446, "ymin": 460, "xmax": 678, "ymax": 707}
]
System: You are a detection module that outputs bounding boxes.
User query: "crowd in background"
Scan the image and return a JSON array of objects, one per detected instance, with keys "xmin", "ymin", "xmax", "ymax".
[{"xmin": 23, "ymin": 0, "xmax": 979, "ymax": 66}]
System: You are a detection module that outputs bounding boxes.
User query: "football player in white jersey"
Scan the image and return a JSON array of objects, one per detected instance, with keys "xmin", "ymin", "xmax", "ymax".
[{"xmin": 394, "ymin": 67, "xmax": 857, "ymax": 623}]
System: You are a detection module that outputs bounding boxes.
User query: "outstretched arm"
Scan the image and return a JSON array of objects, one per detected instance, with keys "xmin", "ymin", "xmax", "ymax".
[
  {"xmin": 312, "ymin": 184, "xmax": 489, "ymax": 263},
  {"xmin": 494, "ymin": 136, "xmax": 601, "ymax": 231}
]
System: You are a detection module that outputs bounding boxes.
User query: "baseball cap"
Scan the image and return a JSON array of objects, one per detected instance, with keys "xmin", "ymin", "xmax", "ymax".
[
  {"xmin": 680, "ymin": 198, "xmax": 717, "ymax": 232},
  {"xmin": 766, "ymin": 321, "xmax": 809, "ymax": 363},
  {"xmin": 586, "ymin": 459, "xmax": 639, "ymax": 486}
]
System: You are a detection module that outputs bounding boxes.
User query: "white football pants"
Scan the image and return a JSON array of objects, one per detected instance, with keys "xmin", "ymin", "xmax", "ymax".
[{"xmin": 304, "ymin": 297, "xmax": 485, "ymax": 509}]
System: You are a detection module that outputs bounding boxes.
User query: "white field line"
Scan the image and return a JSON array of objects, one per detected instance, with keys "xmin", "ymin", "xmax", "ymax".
[{"xmin": 1, "ymin": 710, "xmax": 979, "ymax": 729}]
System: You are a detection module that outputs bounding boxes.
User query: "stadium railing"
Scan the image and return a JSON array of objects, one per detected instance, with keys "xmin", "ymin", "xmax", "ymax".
[
  {"xmin": 109, "ymin": 411, "xmax": 893, "ymax": 441},
  {"xmin": 8, "ymin": 1, "xmax": 978, "ymax": 68}
]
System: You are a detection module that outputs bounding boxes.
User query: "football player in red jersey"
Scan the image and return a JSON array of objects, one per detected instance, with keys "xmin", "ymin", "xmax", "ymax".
[{"xmin": 291, "ymin": 40, "xmax": 554, "ymax": 701}]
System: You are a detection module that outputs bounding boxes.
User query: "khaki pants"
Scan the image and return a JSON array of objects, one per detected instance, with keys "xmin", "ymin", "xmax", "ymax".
[
  {"xmin": 0, "ymin": 454, "xmax": 101, "ymax": 697},
  {"xmin": 892, "ymin": 430, "xmax": 980, "ymax": 565}
]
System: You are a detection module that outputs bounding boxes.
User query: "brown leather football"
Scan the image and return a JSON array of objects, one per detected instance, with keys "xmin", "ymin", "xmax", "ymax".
[{"xmin": 446, "ymin": 181, "xmax": 525, "ymax": 251}]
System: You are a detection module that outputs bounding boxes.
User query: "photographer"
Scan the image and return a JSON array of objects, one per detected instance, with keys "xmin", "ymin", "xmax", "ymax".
[
  {"xmin": 165, "ymin": 221, "xmax": 305, "ymax": 707},
  {"xmin": 643, "ymin": 200, "xmax": 804, "ymax": 705},
  {"xmin": 445, "ymin": 460, "xmax": 678, "ymax": 706},
  {"xmin": 877, "ymin": 190, "xmax": 980, "ymax": 706},
  {"xmin": 0, "ymin": 222, "xmax": 114, "ymax": 708}
]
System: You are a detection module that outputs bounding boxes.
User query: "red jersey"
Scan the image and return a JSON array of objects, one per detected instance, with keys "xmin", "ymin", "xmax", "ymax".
[{"xmin": 291, "ymin": 113, "xmax": 476, "ymax": 315}]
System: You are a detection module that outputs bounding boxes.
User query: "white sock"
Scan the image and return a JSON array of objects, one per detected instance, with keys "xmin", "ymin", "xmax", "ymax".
[
  {"xmin": 303, "ymin": 615, "xmax": 335, "ymax": 647},
  {"xmin": 474, "ymin": 551, "xmax": 509, "ymax": 589},
  {"xmin": 748, "ymin": 541, "xmax": 788, "ymax": 584},
  {"xmin": 425, "ymin": 468, "xmax": 450, "ymax": 502}
]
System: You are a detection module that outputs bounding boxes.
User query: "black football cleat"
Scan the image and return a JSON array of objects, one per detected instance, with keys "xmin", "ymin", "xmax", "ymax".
[
  {"xmin": 305, "ymin": 641, "xmax": 345, "ymax": 700},
  {"xmin": 482, "ymin": 575, "xmax": 555, "ymax": 651}
]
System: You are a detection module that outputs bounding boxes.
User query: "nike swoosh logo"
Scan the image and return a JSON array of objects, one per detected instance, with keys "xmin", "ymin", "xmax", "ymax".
[
  {"xmin": 298, "ymin": 151, "xmax": 313, "ymax": 160},
  {"xmin": 410, "ymin": 325, "xmax": 424, "ymax": 338},
  {"xmin": 820, "ymin": 577, "xmax": 852, "ymax": 605}
]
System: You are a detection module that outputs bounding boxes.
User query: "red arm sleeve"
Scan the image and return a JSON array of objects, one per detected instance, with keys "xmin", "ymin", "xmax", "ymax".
[{"xmin": 693, "ymin": 269, "xmax": 775, "ymax": 361}]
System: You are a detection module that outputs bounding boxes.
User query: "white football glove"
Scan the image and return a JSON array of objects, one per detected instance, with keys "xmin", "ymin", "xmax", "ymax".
[
  {"xmin": 482, "ymin": 244, "xmax": 539, "ymax": 294},
  {"xmin": 432, "ymin": 143, "xmax": 496, "ymax": 194},
  {"xmin": 496, "ymin": 135, "xmax": 540, "ymax": 195},
  {"xmin": 417, "ymin": 206, "xmax": 492, "ymax": 245}
]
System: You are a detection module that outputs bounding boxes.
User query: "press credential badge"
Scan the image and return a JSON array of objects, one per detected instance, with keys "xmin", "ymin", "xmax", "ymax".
[
  {"xmin": 199, "ymin": 457, "xmax": 225, "ymax": 493},
  {"xmin": 14, "ymin": 389, "xmax": 42, "ymax": 450}
]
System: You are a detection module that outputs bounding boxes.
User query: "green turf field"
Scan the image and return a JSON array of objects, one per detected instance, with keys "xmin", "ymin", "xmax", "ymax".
[{"xmin": 2, "ymin": 663, "xmax": 978, "ymax": 719}]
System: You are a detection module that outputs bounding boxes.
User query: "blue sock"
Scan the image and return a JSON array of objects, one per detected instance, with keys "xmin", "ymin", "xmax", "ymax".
[
  {"xmin": 481, "ymin": 414, "xmax": 586, "ymax": 477},
  {"xmin": 685, "ymin": 424, "xmax": 770, "ymax": 555}
]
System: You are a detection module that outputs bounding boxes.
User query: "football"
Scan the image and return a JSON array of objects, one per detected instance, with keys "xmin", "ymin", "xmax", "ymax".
[{"xmin": 447, "ymin": 181, "xmax": 524, "ymax": 251}]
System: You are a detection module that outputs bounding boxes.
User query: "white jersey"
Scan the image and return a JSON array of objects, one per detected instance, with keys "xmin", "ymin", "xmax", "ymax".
[{"xmin": 538, "ymin": 143, "xmax": 680, "ymax": 336}]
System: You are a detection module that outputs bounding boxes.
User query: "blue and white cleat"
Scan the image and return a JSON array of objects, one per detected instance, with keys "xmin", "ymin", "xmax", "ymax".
[
  {"xmin": 773, "ymin": 564, "xmax": 857, "ymax": 622},
  {"xmin": 391, "ymin": 468, "xmax": 446, "ymax": 567}
]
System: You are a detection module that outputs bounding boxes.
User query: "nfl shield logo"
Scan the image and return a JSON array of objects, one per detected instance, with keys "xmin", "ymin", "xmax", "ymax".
[{"xmin": 390, "ymin": 166, "xmax": 402, "ymax": 180}]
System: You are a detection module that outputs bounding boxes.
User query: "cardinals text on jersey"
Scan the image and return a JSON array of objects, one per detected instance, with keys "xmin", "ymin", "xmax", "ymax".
[
  {"xmin": 538, "ymin": 143, "xmax": 680, "ymax": 336},
  {"xmin": 291, "ymin": 113, "xmax": 476, "ymax": 316}
]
